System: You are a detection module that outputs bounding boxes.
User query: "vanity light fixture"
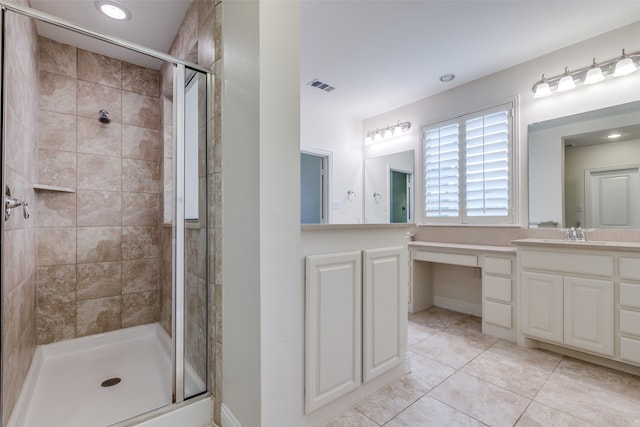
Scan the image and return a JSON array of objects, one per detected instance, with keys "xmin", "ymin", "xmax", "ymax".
[
  {"xmin": 364, "ymin": 120, "xmax": 411, "ymax": 144},
  {"xmin": 532, "ymin": 48, "xmax": 639, "ymax": 98},
  {"xmin": 95, "ymin": 0, "xmax": 131, "ymax": 20}
]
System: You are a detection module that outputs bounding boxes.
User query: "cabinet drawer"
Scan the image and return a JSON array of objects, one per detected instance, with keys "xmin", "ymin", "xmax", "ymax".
[
  {"xmin": 484, "ymin": 275, "xmax": 512, "ymax": 302},
  {"xmin": 620, "ymin": 257, "xmax": 640, "ymax": 281},
  {"xmin": 620, "ymin": 309, "xmax": 640, "ymax": 336},
  {"xmin": 520, "ymin": 250, "xmax": 613, "ymax": 277},
  {"xmin": 620, "ymin": 282, "xmax": 640, "ymax": 309},
  {"xmin": 414, "ymin": 250, "xmax": 477, "ymax": 267},
  {"xmin": 483, "ymin": 256, "xmax": 512, "ymax": 276},
  {"xmin": 620, "ymin": 336, "xmax": 640, "ymax": 365},
  {"xmin": 483, "ymin": 300, "xmax": 512, "ymax": 329}
]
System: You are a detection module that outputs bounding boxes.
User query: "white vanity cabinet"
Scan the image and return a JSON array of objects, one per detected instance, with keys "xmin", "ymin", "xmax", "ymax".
[
  {"xmin": 519, "ymin": 245, "xmax": 615, "ymax": 357},
  {"xmin": 304, "ymin": 246, "xmax": 406, "ymax": 414},
  {"xmin": 482, "ymin": 255, "xmax": 516, "ymax": 341},
  {"xmin": 305, "ymin": 251, "xmax": 362, "ymax": 413},
  {"xmin": 515, "ymin": 240, "xmax": 640, "ymax": 370},
  {"xmin": 619, "ymin": 255, "xmax": 640, "ymax": 365}
]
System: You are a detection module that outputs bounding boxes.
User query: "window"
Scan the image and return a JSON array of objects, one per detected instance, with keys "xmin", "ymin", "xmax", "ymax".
[{"xmin": 423, "ymin": 101, "xmax": 515, "ymax": 224}]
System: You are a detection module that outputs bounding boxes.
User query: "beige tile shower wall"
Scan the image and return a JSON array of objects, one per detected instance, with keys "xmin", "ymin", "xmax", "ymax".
[
  {"xmin": 2, "ymin": 6, "xmax": 39, "ymax": 427},
  {"xmin": 158, "ymin": 0, "xmax": 221, "ymax": 423},
  {"xmin": 35, "ymin": 37, "xmax": 161, "ymax": 344}
]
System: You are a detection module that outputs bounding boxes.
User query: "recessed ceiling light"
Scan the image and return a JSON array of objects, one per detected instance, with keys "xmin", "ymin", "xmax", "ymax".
[
  {"xmin": 440, "ymin": 74, "xmax": 455, "ymax": 83},
  {"xmin": 95, "ymin": 0, "xmax": 131, "ymax": 20}
]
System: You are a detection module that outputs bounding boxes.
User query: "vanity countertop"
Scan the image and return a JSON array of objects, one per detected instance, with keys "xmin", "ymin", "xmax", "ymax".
[
  {"xmin": 408, "ymin": 241, "xmax": 516, "ymax": 255},
  {"xmin": 512, "ymin": 238, "xmax": 640, "ymax": 252}
]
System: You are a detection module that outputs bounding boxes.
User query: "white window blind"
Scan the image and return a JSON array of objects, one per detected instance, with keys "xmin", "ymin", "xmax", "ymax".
[
  {"xmin": 422, "ymin": 102, "xmax": 514, "ymax": 224},
  {"xmin": 465, "ymin": 109, "xmax": 510, "ymax": 217},
  {"xmin": 424, "ymin": 123, "xmax": 459, "ymax": 217}
]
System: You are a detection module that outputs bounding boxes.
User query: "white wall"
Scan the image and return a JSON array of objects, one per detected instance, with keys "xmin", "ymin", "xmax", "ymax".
[
  {"xmin": 363, "ymin": 21, "xmax": 640, "ymax": 226},
  {"xmin": 221, "ymin": 0, "xmax": 261, "ymax": 425},
  {"xmin": 222, "ymin": 1, "xmax": 302, "ymax": 426},
  {"xmin": 301, "ymin": 94, "xmax": 363, "ymax": 223}
]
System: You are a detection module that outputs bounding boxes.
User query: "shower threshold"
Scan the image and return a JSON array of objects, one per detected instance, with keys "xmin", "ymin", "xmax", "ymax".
[{"xmin": 8, "ymin": 323, "xmax": 205, "ymax": 427}]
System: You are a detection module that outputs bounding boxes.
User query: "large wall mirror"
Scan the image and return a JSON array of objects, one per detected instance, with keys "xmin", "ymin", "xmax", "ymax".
[
  {"xmin": 364, "ymin": 150, "xmax": 414, "ymax": 224},
  {"xmin": 528, "ymin": 100, "xmax": 640, "ymax": 229}
]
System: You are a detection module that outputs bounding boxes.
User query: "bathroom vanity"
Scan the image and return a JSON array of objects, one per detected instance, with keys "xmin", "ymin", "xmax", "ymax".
[
  {"xmin": 514, "ymin": 239, "xmax": 640, "ymax": 371},
  {"xmin": 408, "ymin": 241, "xmax": 517, "ymax": 342},
  {"xmin": 301, "ymin": 224, "xmax": 411, "ymax": 425}
]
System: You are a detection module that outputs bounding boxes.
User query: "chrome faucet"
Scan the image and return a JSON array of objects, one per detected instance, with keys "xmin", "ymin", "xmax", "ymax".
[
  {"xmin": 563, "ymin": 227, "xmax": 586, "ymax": 241},
  {"xmin": 4, "ymin": 195, "xmax": 30, "ymax": 221},
  {"xmin": 564, "ymin": 227, "xmax": 576, "ymax": 241}
]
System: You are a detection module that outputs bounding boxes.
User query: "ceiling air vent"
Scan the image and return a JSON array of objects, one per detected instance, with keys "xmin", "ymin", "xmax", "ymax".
[{"xmin": 307, "ymin": 79, "xmax": 336, "ymax": 93}]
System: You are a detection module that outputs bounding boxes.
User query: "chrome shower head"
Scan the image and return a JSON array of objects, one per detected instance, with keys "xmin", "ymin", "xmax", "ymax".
[{"xmin": 98, "ymin": 109, "xmax": 111, "ymax": 124}]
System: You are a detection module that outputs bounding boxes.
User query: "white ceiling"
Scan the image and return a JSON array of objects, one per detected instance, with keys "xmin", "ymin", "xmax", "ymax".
[
  {"xmin": 301, "ymin": 1, "xmax": 640, "ymax": 119},
  {"xmin": 29, "ymin": 0, "xmax": 192, "ymax": 69},
  {"xmin": 23, "ymin": 0, "xmax": 640, "ymax": 118}
]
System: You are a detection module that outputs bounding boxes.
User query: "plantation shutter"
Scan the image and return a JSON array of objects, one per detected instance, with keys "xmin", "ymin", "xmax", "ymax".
[
  {"xmin": 464, "ymin": 107, "xmax": 511, "ymax": 218},
  {"xmin": 424, "ymin": 122, "xmax": 460, "ymax": 217},
  {"xmin": 422, "ymin": 100, "xmax": 515, "ymax": 224}
]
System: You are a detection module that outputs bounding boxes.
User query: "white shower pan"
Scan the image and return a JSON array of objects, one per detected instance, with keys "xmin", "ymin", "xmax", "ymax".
[{"xmin": 8, "ymin": 323, "xmax": 209, "ymax": 427}]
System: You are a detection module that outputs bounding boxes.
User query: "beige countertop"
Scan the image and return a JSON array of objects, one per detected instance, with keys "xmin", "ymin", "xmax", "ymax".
[
  {"xmin": 512, "ymin": 238, "xmax": 640, "ymax": 252},
  {"xmin": 408, "ymin": 241, "xmax": 516, "ymax": 254}
]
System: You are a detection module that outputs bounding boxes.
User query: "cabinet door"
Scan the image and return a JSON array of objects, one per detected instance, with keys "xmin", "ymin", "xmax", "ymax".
[
  {"xmin": 305, "ymin": 251, "xmax": 361, "ymax": 413},
  {"xmin": 564, "ymin": 276, "xmax": 614, "ymax": 357},
  {"xmin": 521, "ymin": 272, "xmax": 563, "ymax": 344},
  {"xmin": 363, "ymin": 247, "xmax": 406, "ymax": 383}
]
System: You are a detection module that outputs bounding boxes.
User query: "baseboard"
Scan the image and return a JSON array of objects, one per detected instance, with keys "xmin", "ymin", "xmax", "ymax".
[
  {"xmin": 221, "ymin": 403, "xmax": 242, "ymax": 427},
  {"xmin": 433, "ymin": 296, "xmax": 482, "ymax": 317}
]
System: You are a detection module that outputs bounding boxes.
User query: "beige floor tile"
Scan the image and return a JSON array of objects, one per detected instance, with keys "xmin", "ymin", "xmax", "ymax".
[
  {"xmin": 355, "ymin": 381, "xmax": 423, "ymax": 425},
  {"xmin": 454, "ymin": 315, "xmax": 482, "ymax": 333},
  {"xmin": 409, "ymin": 306, "xmax": 469, "ymax": 330},
  {"xmin": 515, "ymin": 401, "xmax": 595, "ymax": 427},
  {"xmin": 407, "ymin": 322, "xmax": 438, "ymax": 347},
  {"xmin": 462, "ymin": 340, "xmax": 562, "ymax": 397},
  {"xmin": 323, "ymin": 409, "xmax": 378, "ymax": 427},
  {"xmin": 401, "ymin": 351, "xmax": 456, "ymax": 392},
  {"xmin": 535, "ymin": 358, "xmax": 640, "ymax": 425},
  {"xmin": 410, "ymin": 325, "xmax": 498, "ymax": 369},
  {"xmin": 429, "ymin": 372, "xmax": 530, "ymax": 427},
  {"xmin": 386, "ymin": 395, "xmax": 486, "ymax": 427}
]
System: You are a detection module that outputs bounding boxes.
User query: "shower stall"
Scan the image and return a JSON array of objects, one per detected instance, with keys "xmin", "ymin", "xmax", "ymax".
[{"xmin": 0, "ymin": 1, "xmax": 215, "ymax": 425}]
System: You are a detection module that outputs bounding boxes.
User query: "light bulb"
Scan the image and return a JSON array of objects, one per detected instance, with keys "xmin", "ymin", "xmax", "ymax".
[
  {"xmin": 383, "ymin": 128, "xmax": 393, "ymax": 139},
  {"xmin": 584, "ymin": 66, "xmax": 604, "ymax": 84},
  {"xmin": 557, "ymin": 68, "xmax": 575, "ymax": 92},
  {"xmin": 584, "ymin": 58, "xmax": 604, "ymax": 84},
  {"xmin": 365, "ymin": 135, "xmax": 373, "ymax": 145},
  {"xmin": 373, "ymin": 132, "xmax": 382, "ymax": 143},
  {"xmin": 534, "ymin": 81, "xmax": 551, "ymax": 98},
  {"xmin": 95, "ymin": 0, "xmax": 130, "ymax": 20},
  {"xmin": 614, "ymin": 57, "xmax": 637, "ymax": 77}
]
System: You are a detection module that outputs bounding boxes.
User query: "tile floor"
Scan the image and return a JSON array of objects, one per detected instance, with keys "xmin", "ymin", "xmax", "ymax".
[{"xmin": 325, "ymin": 307, "xmax": 640, "ymax": 427}]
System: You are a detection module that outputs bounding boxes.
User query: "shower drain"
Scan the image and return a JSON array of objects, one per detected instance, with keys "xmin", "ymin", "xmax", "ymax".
[{"xmin": 101, "ymin": 377, "xmax": 122, "ymax": 387}]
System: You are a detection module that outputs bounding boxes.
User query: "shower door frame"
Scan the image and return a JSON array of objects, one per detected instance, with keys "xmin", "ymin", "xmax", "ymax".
[{"xmin": 0, "ymin": 0, "xmax": 212, "ymax": 422}]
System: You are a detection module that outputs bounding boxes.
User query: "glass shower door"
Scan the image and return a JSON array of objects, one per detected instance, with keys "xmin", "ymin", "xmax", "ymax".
[{"xmin": 173, "ymin": 64, "xmax": 210, "ymax": 401}]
